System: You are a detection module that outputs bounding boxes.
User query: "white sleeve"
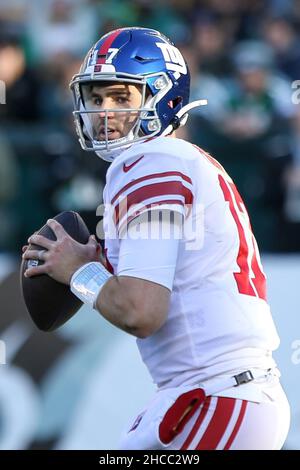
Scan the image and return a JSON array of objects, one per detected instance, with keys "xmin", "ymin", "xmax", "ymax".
[
  {"xmin": 116, "ymin": 215, "xmax": 181, "ymax": 291},
  {"xmin": 109, "ymin": 151, "xmax": 194, "ymax": 237}
]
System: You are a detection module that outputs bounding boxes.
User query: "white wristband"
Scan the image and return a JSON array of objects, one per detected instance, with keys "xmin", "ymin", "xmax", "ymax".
[{"xmin": 70, "ymin": 262, "xmax": 113, "ymax": 308}]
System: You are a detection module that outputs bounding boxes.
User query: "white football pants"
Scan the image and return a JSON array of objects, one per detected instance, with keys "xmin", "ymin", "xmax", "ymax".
[{"xmin": 119, "ymin": 380, "xmax": 290, "ymax": 450}]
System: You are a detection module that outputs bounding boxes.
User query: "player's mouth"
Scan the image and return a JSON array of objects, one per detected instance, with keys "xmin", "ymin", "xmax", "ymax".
[{"xmin": 98, "ymin": 127, "xmax": 121, "ymax": 140}]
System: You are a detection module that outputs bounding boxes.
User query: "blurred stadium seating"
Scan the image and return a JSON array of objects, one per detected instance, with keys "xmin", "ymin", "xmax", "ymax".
[{"xmin": 0, "ymin": 0, "xmax": 299, "ymax": 449}]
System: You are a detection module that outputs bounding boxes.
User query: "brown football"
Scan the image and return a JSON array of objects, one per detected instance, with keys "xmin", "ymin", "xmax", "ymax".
[{"xmin": 20, "ymin": 211, "xmax": 90, "ymax": 332}]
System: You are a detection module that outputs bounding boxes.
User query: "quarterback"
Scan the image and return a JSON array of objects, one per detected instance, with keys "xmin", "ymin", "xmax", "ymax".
[{"xmin": 23, "ymin": 27, "xmax": 290, "ymax": 449}]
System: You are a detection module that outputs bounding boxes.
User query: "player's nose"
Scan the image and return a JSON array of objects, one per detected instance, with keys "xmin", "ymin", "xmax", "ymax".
[{"xmin": 98, "ymin": 98, "xmax": 115, "ymax": 118}]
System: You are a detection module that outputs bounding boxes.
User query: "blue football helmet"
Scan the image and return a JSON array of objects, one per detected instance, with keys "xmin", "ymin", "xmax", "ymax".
[{"xmin": 70, "ymin": 27, "xmax": 206, "ymax": 162}]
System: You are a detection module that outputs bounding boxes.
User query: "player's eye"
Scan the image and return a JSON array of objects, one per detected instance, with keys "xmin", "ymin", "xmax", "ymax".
[
  {"xmin": 115, "ymin": 96, "xmax": 129, "ymax": 105},
  {"xmin": 92, "ymin": 96, "xmax": 102, "ymax": 106}
]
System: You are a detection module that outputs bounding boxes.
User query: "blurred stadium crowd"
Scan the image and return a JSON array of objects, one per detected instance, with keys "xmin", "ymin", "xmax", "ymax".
[{"xmin": 1, "ymin": 0, "xmax": 300, "ymax": 254}]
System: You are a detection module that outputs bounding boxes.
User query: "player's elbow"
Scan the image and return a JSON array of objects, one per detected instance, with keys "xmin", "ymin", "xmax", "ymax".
[
  {"xmin": 122, "ymin": 296, "xmax": 170, "ymax": 338},
  {"xmin": 96, "ymin": 276, "xmax": 170, "ymax": 338},
  {"xmin": 138, "ymin": 319, "xmax": 165, "ymax": 338},
  {"xmin": 118, "ymin": 276, "xmax": 170, "ymax": 338},
  {"xmin": 127, "ymin": 312, "xmax": 167, "ymax": 339}
]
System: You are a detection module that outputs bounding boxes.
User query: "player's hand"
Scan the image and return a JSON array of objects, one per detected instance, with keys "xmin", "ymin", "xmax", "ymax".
[
  {"xmin": 22, "ymin": 230, "xmax": 38, "ymax": 253},
  {"xmin": 22, "ymin": 219, "xmax": 102, "ymax": 285}
]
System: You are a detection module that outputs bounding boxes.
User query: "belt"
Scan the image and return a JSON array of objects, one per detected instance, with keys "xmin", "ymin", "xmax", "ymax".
[{"xmin": 200, "ymin": 368, "xmax": 280, "ymax": 396}]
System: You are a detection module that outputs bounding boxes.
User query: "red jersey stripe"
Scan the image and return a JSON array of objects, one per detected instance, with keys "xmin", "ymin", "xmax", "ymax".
[
  {"xmin": 224, "ymin": 400, "xmax": 248, "ymax": 450},
  {"xmin": 114, "ymin": 181, "xmax": 193, "ymax": 225},
  {"xmin": 111, "ymin": 171, "xmax": 193, "ymax": 205}
]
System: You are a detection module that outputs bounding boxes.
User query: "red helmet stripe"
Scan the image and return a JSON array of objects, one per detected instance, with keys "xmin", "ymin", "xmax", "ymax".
[{"xmin": 97, "ymin": 29, "xmax": 122, "ymax": 64}]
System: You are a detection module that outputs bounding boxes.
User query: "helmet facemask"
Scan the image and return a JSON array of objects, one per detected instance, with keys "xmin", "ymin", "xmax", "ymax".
[{"xmin": 69, "ymin": 71, "xmax": 173, "ymax": 162}]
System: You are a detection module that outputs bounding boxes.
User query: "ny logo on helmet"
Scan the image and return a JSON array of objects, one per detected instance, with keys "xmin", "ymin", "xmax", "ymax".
[{"xmin": 156, "ymin": 43, "xmax": 187, "ymax": 79}]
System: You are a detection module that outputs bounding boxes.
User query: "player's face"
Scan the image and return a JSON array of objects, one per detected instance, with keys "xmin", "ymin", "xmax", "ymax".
[{"xmin": 81, "ymin": 82, "xmax": 143, "ymax": 141}]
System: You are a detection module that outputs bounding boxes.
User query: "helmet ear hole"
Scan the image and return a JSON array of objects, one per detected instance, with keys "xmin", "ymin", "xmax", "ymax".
[
  {"xmin": 168, "ymin": 97, "xmax": 182, "ymax": 109},
  {"xmin": 144, "ymin": 86, "xmax": 153, "ymax": 104}
]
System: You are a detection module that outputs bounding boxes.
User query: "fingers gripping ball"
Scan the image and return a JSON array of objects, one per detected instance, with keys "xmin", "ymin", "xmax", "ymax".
[{"xmin": 20, "ymin": 211, "xmax": 90, "ymax": 332}]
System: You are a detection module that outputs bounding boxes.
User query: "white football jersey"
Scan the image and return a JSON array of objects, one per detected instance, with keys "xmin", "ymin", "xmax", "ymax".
[{"xmin": 102, "ymin": 136, "xmax": 280, "ymax": 389}]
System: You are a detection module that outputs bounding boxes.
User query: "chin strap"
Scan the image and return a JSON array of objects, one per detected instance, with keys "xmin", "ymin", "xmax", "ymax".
[{"xmin": 161, "ymin": 99, "xmax": 208, "ymax": 136}]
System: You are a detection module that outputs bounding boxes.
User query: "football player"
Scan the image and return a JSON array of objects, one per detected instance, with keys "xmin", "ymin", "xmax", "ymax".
[{"xmin": 23, "ymin": 27, "xmax": 290, "ymax": 450}]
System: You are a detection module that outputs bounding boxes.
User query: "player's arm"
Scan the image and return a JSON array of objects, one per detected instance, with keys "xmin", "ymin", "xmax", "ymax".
[
  {"xmin": 71, "ymin": 211, "xmax": 181, "ymax": 338},
  {"xmin": 22, "ymin": 213, "xmax": 179, "ymax": 338},
  {"xmin": 95, "ymin": 275, "xmax": 170, "ymax": 338}
]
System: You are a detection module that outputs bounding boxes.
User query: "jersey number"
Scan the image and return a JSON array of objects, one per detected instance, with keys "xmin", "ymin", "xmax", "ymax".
[{"xmin": 198, "ymin": 147, "xmax": 267, "ymax": 301}]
